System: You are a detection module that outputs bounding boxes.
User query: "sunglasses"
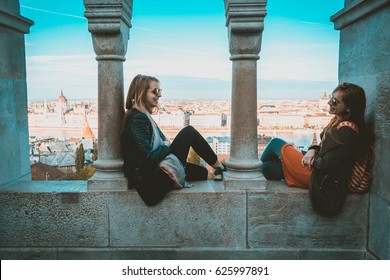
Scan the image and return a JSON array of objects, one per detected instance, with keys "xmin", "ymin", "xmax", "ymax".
[
  {"xmin": 329, "ymin": 95, "xmax": 340, "ymax": 106},
  {"xmin": 150, "ymin": 88, "xmax": 162, "ymax": 96}
]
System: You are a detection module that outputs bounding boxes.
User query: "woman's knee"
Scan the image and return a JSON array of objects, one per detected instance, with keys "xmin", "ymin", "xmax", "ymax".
[
  {"xmin": 183, "ymin": 125, "xmax": 196, "ymax": 133},
  {"xmin": 269, "ymin": 137, "xmax": 287, "ymax": 147},
  {"xmin": 179, "ymin": 125, "xmax": 196, "ymax": 136}
]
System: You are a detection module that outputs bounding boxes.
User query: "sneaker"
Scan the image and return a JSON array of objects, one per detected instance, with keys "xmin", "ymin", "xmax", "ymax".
[{"xmin": 213, "ymin": 164, "xmax": 226, "ymax": 181}]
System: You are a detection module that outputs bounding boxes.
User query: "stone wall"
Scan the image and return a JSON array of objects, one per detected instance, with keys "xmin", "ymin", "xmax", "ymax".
[
  {"xmin": 0, "ymin": 1, "xmax": 33, "ymax": 186},
  {"xmin": 331, "ymin": 0, "xmax": 390, "ymax": 260},
  {"xmin": 0, "ymin": 181, "xmax": 371, "ymax": 260}
]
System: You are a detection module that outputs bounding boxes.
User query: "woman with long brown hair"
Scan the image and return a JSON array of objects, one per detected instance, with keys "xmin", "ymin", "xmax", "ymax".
[
  {"xmin": 260, "ymin": 83, "xmax": 374, "ymax": 216},
  {"xmin": 121, "ymin": 74, "xmax": 224, "ymax": 206}
]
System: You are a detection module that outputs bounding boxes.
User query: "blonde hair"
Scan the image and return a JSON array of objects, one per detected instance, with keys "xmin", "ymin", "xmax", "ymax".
[
  {"xmin": 125, "ymin": 74, "xmax": 160, "ymax": 114},
  {"xmin": 122, "ymin": 74, "xmax": 160, "ymax": 134}
]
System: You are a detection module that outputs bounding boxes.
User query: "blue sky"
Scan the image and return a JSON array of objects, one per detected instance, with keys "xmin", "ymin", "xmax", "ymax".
[{"xmin": 20, "ymin": 0, "xmax": 344, "ymax": 100}]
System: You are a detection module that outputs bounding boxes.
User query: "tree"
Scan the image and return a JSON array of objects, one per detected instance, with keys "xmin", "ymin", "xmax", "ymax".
[
  {"xmin": 187, "ymin": 147, "xmax": 201, "ymax": 165},
  {"xmin": 75, "ymin": 165, "xmax": 96, "ymax": 180},
  {"xmin": 75, "ymin": 143, "xmax": 85, "ymax": 174}
]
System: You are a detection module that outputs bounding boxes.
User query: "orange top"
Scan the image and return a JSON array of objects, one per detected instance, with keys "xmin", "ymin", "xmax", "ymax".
[{"xmin": 280, "ymin": 144, "xmax": 312, "ymax": 188}]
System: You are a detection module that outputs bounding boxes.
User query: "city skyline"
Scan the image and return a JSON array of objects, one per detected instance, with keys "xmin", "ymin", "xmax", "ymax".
[{"xmin": 21, "ymin": 0, "xmax": 344, "ymax": 101}]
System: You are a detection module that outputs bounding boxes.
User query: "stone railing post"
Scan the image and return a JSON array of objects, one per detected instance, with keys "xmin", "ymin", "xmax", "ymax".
[
  {"xmin": 84, "ymin": 0, "xmax": 132, "ymax": 190},
  {"xmin": 223, "ymin": 0, "xmax": 267, "ymax": 189}
]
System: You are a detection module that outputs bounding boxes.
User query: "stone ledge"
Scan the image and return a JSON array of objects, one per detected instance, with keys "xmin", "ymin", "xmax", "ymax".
[
  {"xmin": 0, "ymin": 179, "xmax": 369, "ymax": 259},
  {"xmin": 0, "ymin": 180, "xmax": 87, "ymax": 193},
  {"xmin": 0, "ymin": 178, "xmax": 307, "ymax": 193},
  {"xmin": 331, "ymin": 0, "xmax": 390, "ymax": 30},
  {"xmin": 0, "ymin": 247, "xmax": 368, "ymax": 260},
  {"xmin": 0, "ymin": 9, "xmax": 34, "ymax": 34}
]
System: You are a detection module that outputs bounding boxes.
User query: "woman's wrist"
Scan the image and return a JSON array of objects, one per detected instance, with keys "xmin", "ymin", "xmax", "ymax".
[{"xmin": 308, "ymin": 145, "xmax": 320, "ymax": 152}]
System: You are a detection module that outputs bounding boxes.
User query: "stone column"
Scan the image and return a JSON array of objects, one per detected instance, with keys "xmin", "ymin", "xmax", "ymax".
[
  {"xmin": 0, "ymin": 2, "xmax": 33, "ymax": 187},
  {"xmin": 84, "ymin": 0, "xmax": 132, "ymax": 190},
  {"xmin": 223, "ymin": 0, "xmax": 267, "ymax": 190}
]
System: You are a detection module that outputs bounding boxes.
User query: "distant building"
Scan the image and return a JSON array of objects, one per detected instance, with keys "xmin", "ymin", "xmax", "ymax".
[
  {"xmin": 225, "ymin": 114, "xmax": 231, "ymax": 127},
  {"xmin": 305, "ymin": 114, "xmax": 332, "ymax": 128},
  {"xmin": 311, "ymin": 132, "xmax": 318, "ymax": 146},
  {"xmin": 39, "ymin": 151, "xmax": 76, "ymax": 173},
  {"xmin": 82, "ymin": 114, "xmax": 96, "ymax": 140},
  {"xmin": 56, "ymin": 90, "xmax": 69, "ymax": 124},
  {"xmin": 190, "ymin": 114, "xmax": 222, "ymax": 128},
  {"xmin": 153, "ymin": 111, "xmax": 185, "ymax": 127},
  {"xmin": 30, "ymin": 162, "xmax": 65, "ymax": 180},
  {"xmin": 30, "ymin": 136, "xmax": 96, "ymax": 172},
  {"xmin": 318, "ymin": 91, "xmax": 329, "ymax": 111},
  {"xmin": 207, "ymin": 136, "xmax": 230, "ymax": 155},
  {"xmin": 259, "ymin": 114, "xmax": 305, "ymax": 128}
]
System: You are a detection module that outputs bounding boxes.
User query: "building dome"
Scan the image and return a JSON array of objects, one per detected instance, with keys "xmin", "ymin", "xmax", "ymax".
[{"xmin": 57, "ymin": 90, "xmax": 67, "ymax": 103}]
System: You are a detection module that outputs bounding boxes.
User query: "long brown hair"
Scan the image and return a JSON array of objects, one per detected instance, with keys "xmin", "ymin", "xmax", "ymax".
[
  {"xmin": 125, "ymin": 74, "xmax": 160, "ymax": 113},
  {"xmin": 122, "ymin": 74, "xmax": 160, "ymax": 132},
  {"xmin": 323, "ymin": 83, "xmax": 374, "ymax": 161}
]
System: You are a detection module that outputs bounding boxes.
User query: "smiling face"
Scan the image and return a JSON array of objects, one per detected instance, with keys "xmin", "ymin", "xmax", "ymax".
[
  {"xmin": 328, "ymin": 90, "xmax": 348, "ymax": 118},
  {"xmin": 144, "ymin": 81, "xmax": 162, "ymax": 112}
]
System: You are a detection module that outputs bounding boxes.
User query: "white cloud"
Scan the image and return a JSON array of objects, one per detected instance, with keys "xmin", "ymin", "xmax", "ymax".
[
  {"xmin": 26, "ymin": 55, "xmax": 97, "ymax": 99},
  {"xmin": 124, "ymin": 58, "xmax": 232, "ymax": 82}
]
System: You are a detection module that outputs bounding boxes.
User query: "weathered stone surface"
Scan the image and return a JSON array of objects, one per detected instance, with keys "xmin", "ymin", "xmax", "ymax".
[
  {"xmin": 178, "ymin": 248, "xmax": 298, "ymax": 260},
  {"xmin": 0, "ymin": 192, "xmax": 109, "ymax": 247},
  {"xmin": 88, "ymin": 177, "xmax": 128, "ymax": 191},
  {"xmin": 0, "ymin": 248, "xmax": 57, "ymax": 260},
  {"xmin": 59, "ymin": 248, "xmax": 177, "ymax": 260},
  {"xmin": 84, "ymin": 0, "xmax": 132, "ymax": 182},
  {"xmin": 248, "ymin": 191, "xmax": 368, "ymax": 249},
  {"xmin": 108, "ymin": 188, "xmax": 247, "ymax": 248},
  {"xmin": 332, "ymin": 0, "xmax": 390, "ymax": 260},
  {"xmin": 368, "ymin": 193, "xmax": 390, "ymax": 260},
  {"xmin": 223, "ymin": 0, "xmax": 266, "ymax": 184},
  {"xmin": 0, "ymin": 180, "xmax": 87, "ymax": 192},
  {"xmin": 298, "ymin": 249, "xmax": 365, "ymax": 260},
  {"xmin": 0, "ymin": 180, "xmax": 371, "ymax": 259},
  {"xmin": 0, "ymin": 5, "xmax": 32, "ymax": 187}
]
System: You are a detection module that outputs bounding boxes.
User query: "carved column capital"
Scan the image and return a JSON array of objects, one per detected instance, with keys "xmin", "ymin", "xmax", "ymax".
[
  {"xmin": 225, "ymin": 0, "xmax": 267, "ymax": 60},
  {"xmin": 84, "ymin": 0, "xmax": 133, "ymax": 60}
]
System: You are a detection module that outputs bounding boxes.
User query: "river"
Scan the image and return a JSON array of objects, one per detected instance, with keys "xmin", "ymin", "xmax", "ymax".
[{"xmin": 29, "ymin": 126, "xmax": 321, "ymax": 149}]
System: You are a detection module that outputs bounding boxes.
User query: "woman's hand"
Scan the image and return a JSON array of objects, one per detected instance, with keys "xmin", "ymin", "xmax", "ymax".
[{"xmin": 301, "ymin": 149, "xmax": 317, "ymax": 170}]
